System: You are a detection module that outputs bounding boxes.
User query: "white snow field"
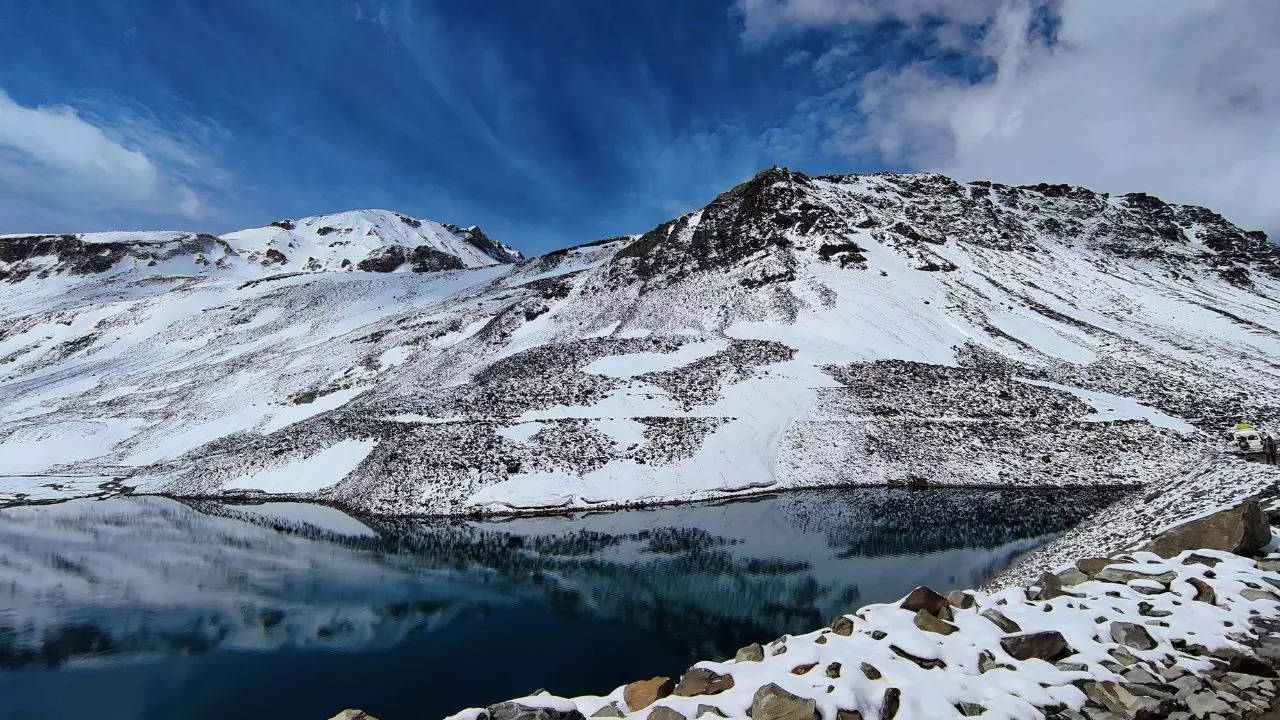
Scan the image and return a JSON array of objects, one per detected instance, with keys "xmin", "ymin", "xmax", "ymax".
[{"xmin": 1, "ymin": 170, "xmax": 1277, "ymax": 515}]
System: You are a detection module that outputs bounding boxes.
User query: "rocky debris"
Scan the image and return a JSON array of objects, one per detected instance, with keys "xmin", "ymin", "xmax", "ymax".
[
  {"xmin": 748, "ymin": 683, "xmax": 819, "ymax": 720},
  {"xmin": 673, "ymin": 668, "xmax": 734, "ymax": 696},
  {"xmin": 450, "ymin": 543, "xmax": 1280, "ymax": 720},
  {"xmin": 624, "ymin": 677, "xmax": 674, "ymax": 712},
  {"xmin": 488, "ymin": 702, "xmax": 586, "ymax": 720},
  {"xmin": 1145, "ymin": 500, "xmax": 1271, "ymax": 558}
]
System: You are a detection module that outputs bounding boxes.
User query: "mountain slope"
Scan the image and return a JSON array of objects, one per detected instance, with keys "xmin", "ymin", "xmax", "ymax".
[{"xmin": 1, "ymin": 170, "xmax": 1277, "ymax": 515}]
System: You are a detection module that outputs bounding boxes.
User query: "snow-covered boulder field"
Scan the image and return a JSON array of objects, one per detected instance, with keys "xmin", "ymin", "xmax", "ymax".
[
  {"xmin": 1, "ymin": 169, "xmax": 1278, "ymax": 515},
  {"xmin": 441, "ymin": 498, "xmax": 1280, "ymax": 720}
]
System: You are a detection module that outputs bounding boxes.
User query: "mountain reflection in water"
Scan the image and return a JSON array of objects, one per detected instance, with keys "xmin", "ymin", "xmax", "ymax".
[{"xmin": 0, "ymin": 487, "xmax": 1125, "ymax": 720}]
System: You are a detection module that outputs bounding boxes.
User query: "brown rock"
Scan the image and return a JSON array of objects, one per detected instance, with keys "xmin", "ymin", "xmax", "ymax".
[
  {"xmin": 694, "ymin": 705, "xmax": 726, "ymax": 718},
  {"xmin": 673, "ymin": 668, "xmax": 735, "ymax": 697},
  {"xmin": 946, "ymin": 590, "xmax": 976, "ymax": 609},
  {"xmin": 860, "ymin": 662, "xmax": 881, "ymax": 680},
  {"xmin": 790, "ymin": 662, "xmax": 818, "ymax": 675},
  {"xmin": 826, "ymin": 662, "xmax": 842, "ymax": 679},
  {"xmin": 913, "ymin": 609, "xmax": 958, "ymax": 635},
  {"xmin": 1076, "ymin": 557, "xmax": 1116, "ymax": 576},
  {"xmin": 330, "ymin": 712, "xmax": 378, "ymax": 720},
  {"xmin": 900, "ymin": 586, "xmax": 952, "ymax": 620},
  {"xmin": 749, "ymin": 683, "xmax": 819, "ymax": 720},
  {"xmin": 831, "ymin": 615, "xmax": 855, "ymax": 636},
  {"xmin": 591, "ymin": 704, "xmax": 625, "ymax": 718},
  {"xmin": 835, "ymin": 711, "xmax": 863, "ymax": 720},
  {"xmin": 1188, "ymin": 576, "xmax": 1216, "ymax": 603},
  {"xmin": 648, "ymin": 708, "xmax": 686, "ymax": 720},
  {"xmin": 735, "ymin": 643, "xmax": 765, "ymax": 662},
  {"xmin": 1143, "ymin": 500, "xmax": 1271, "ymax": 558},
  {"xmin": 625, "ymin": 677, "xmax": 674, "ymax": 712}
]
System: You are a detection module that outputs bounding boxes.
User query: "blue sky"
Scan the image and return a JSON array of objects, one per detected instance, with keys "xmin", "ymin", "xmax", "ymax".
[{"xmin": 1, "ymin": 1, "xmax": 1276, "ymax": 254}]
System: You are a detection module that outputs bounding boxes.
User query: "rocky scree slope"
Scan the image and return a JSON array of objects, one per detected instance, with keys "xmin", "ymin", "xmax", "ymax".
[{"xmin": 0, "ymin": 169, "xmax": 1277, "ymax": 514}]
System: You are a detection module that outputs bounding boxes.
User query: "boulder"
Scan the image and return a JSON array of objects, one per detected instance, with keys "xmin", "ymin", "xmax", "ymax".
[
  {"xmin": 1093, "ymin": 567, "xmax": 1176, "ymax": 586},
  {"xmin": 749, "ymin": 683, "xmax": 819, "ymax": 720},
  {"xmin": 913, "ymin": 609, "xmax": 958, "ymax": 635},
  {"xmin": 1000, "ymin": 631, "xmax": 1071, "ymax": 662},
  {"xmin": 825, "ymin": 662, "xmax": 842, "ymax": 679},
  {"xmin": 590, "ymin": 704, "xmax": 625, "ymax": 718},
  {"xmin": 900, "ymin": 586, "xmax": 952, "ymax": 620},
  {"xmin": 790, "ymin": 662, "xmax": 817, "ymax": 675},
  {"xmin": 674, "ymin": 668, "xmax": 735, "ymax": 696},
  {"xmin": 860, "ymin": 662, "xmax": 881, "ymax": 680},
  {"xmin": 1056, "ymin": 568, "xmax": 1089, "ymax": 586},
  {"xmin": 735, "ymin": 643, "xmax": 765, "ymax": 662},
  {"xmin": 831, "ymin": 615, "xmax": 855, "ymax": 636},
  {"xmin": 1110, "ymin": 621, "xmax": 1157, "ymax": 651},
  {"xmin": 946, "ymin": 590, "xmax": 976, "ymax": 609},
  {"xmin": 488, "ymin": 703, "xmax": 586, "ymax": 720},
  {"xmin": 330, "ymin": 712, "xmax": 378, "ymax": 720},
  {"xmin": 648, "ymin": 708, "xmax": 686, "ymax": 720},
  {"xmin": 625, "ymin": 677, "xmax": 674, "ymax": 712},
  {"xmin": 980, "ymin": 609, "xmax": 1022, "ymax": 633},
  {"xmin": 1182, "ymin": 573, "xmax": 1213, "ymax": 602},
  {"xmin": 1076, "ymin": 557, "xmax": 1116, "ymax": 576},
  {"xmin": 879, "ymin": 688, "xmax": 901, "ymax": 720},
  {"xmin": 695, "ymin": 705, "xmax": 726, "ymax": 718},
  {"xmin": 835, "ymin": 711, "xmax": 863, "ymax": 720},
  {"xmin": 1143, "ymin": 500, "xmax": 1271, "ymax": 558}
]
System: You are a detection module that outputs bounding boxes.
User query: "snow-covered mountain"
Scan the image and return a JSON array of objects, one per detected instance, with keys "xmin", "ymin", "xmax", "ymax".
[
  {"xmin": 0, "ymin": 208, "xmax": 520, "ymax": 285},
  {"xmin": 1, "ymin": 170, "xmax": 1277, "ymax": 515}
]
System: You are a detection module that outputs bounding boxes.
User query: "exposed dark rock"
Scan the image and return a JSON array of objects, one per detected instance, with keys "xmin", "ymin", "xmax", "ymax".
[{"xmin": 1000, "ymin": 631, "xmax": 1072, "ymax": 662}]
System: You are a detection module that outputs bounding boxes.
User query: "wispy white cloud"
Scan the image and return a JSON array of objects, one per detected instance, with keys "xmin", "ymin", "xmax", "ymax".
[
  {"xmin": 741, "ymin": 0, "xmax": 1280, "ymax": 236},
  {"xmin": 0, "ymin": 89, "xmax": 230, "ymax": 230},
  {"xmin": 735, "ymin": 0, "xmax": 999, "ymax": 43}
]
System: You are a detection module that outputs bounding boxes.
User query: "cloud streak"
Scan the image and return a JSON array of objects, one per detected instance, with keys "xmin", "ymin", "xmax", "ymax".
[{"xmin": 743, "ymin": 0, "xmax": 1280, "ymax": 236}]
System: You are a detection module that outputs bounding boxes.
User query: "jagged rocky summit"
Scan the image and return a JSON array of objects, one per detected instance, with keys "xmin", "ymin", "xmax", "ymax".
[{"xmin": 1, "ymin": 169, "xmax": 1278, "ymax": 514}]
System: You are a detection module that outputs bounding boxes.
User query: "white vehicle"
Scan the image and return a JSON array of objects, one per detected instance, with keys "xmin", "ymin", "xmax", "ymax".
[{"xmin": 1229, "ymin": 423, "xmax": 1264, "ymax": 455}]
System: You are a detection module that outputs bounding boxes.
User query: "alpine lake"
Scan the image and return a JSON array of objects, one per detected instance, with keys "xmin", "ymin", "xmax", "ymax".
[{"xmin": 0, "ymin": 487, "xmax": 1127, "ymax": 719}]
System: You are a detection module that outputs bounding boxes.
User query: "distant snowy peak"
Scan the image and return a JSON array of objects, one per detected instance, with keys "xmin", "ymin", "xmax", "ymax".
[
  {"xmin": 0, "ymin": 230, "xmax": 236, "ymax": 283},
  {"xmin": 0, "ymin": 209, "xmax": 521, "ymax": 283},
  {"xmin": 222, "ymin": 209, "xmax": 522, "ymax": 273}
]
